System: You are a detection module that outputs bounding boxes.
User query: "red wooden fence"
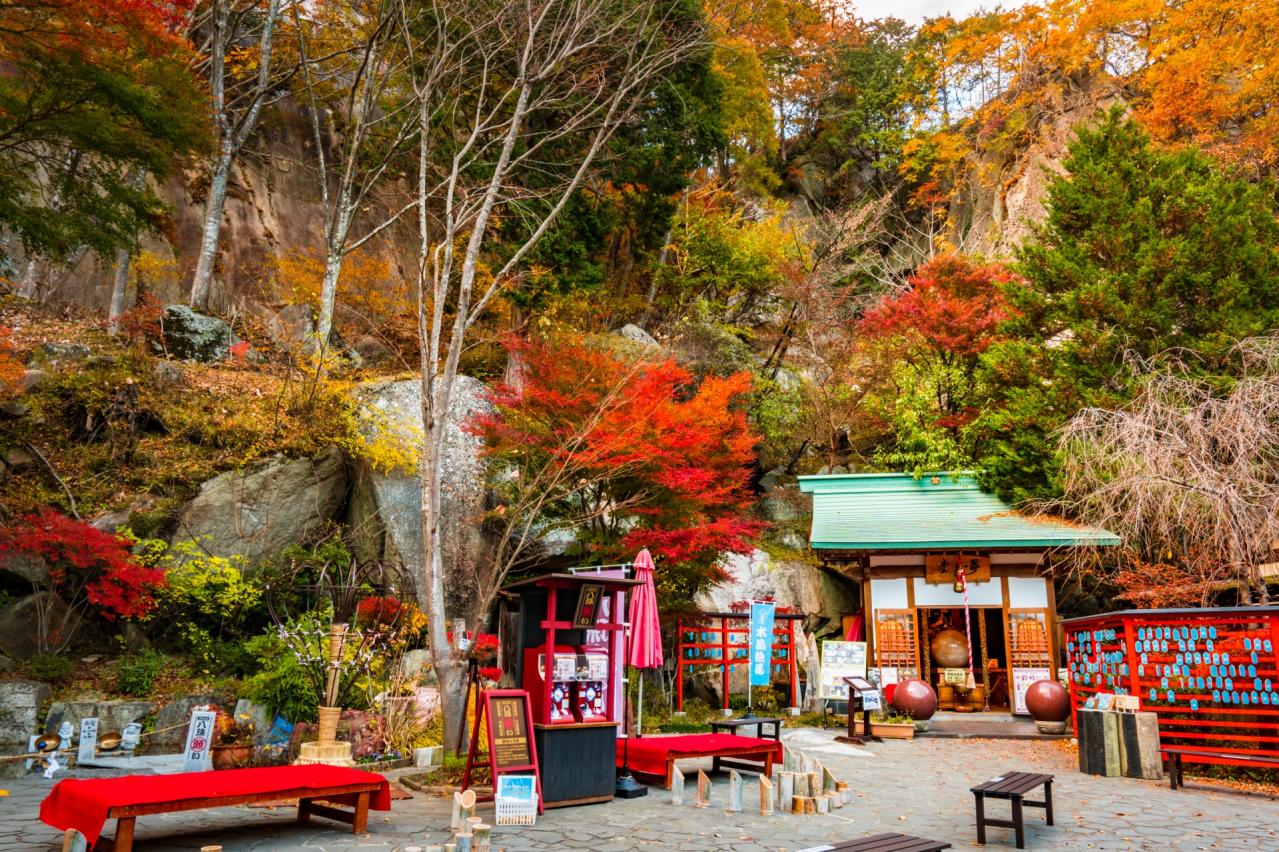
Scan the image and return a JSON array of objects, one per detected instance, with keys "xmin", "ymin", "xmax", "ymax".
[
  {"xmin": 675, "ymin": 612, "xmax": 802, "ymax": 712},
  {"xmin": 1064, "ymin": 607, "xmax": 1279, "ymax": 770}
]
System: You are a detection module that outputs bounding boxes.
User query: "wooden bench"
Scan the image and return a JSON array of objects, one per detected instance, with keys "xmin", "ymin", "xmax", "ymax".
[
  {"xmin": 797, "ymin": 833, "xmax": 952, "ymax": 851},
  {"xmin": 1163, "ymin": 745, "xmax": 1279, "ymax": 790},
  {"xmin": 39, "ymin": 764, "xmax": 391, "ymax": 852},
  {"xmin": 708, "ymin": 717, "xmax": 783, "ymax": 775},
  {"xmin": 971, "ymin": 771, "xmax": 1053, "ymax": 849}
]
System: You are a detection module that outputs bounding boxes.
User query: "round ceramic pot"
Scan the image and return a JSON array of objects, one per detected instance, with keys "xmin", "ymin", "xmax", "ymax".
[
  {"xmin": 1024, "ymin": 679, "xmax": 1070, "ymax": 723},
  {"xmin": 211, "ymin": 744, "xmax": 253, "ymax": 770},
  {"xmin": 891, "ymin": 678, "xmax": 938, "ymax": 721}
]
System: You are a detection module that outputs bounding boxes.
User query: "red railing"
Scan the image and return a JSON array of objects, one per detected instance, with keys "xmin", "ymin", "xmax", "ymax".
[
  {"xmin": 675, "ymin": 612, "xmax": 801, "ymax": 712},
  {"xmin": 1064, "ymin": 606, "xmax": 1279, "ymax": 770}
]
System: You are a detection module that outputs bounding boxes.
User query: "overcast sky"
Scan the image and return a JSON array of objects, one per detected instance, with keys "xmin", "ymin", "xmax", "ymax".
[{"xmin": 851, "ymin": 0, "xmax": 1022, "ymax": 23}]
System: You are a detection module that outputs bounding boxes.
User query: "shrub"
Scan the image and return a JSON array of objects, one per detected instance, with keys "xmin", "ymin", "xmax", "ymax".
[
  {"xmin": 0, "ymin": 510, "xmax": 165, "ymax": 652},
  {"xmin": 116, "ymin": 648, "xmax": 165, "ymax": 696},
  {"xmin": 22, "ymin": 652, "xmax": 75, "ymax": 683},
  {"xmin": 243, "ymin": 632, "xmax": 320, "ymax": 724}
]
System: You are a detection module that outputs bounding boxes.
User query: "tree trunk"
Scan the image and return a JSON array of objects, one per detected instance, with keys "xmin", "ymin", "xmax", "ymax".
[
  {"xmin": 316, "ymin": 239, "xmax": 345, "ymax": 349},
  {"xmin": 108, "ymin": 249, "xmax": 132, "ymax": 332},
  {"xmin": 189, "ymin": 147, "xmax": 233, "ymax": 311}
]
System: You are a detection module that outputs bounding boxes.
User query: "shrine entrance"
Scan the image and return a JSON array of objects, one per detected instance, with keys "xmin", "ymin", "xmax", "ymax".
[{"xmin": 918, "ymin": 607, "xmax": 1008, "ymax": 711}]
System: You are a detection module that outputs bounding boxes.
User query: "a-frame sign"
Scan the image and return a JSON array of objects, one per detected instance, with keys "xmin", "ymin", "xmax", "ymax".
[{"xmin": 461, "ymin": 688, "xmax": 543, "ymax": 814}]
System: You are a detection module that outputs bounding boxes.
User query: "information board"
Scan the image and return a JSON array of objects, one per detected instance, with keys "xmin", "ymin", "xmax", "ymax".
[
  {"xmin": 489, "ymin": 694, "xmax": 533, "ymax": 769},
  {"xmin": 1012, "ymin": 667, "xmax": 1052, "ymax": 715},
  {"xmin": 819, "ymin": 640, "xmax": 868, "ymax": 699},
  {"xmin": 463, "ymin": 689, "xmax": 543, "ymax": 813}
]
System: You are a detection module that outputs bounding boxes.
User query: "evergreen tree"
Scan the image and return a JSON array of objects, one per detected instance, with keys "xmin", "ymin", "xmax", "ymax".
[{"xmin": 976, "ymin": 108, "xmax": 1279, "ymax": 502}]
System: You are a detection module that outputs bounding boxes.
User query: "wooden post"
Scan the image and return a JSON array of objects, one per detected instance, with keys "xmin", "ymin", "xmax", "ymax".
[
  {"xmin": 696, "ymin": 769, "xmax": 711, "ymax": 807},
  {"xmin": 777, "ymin": 771, "xmax": 795, "ymax": 809},
  {"xmin": 726, "ymin": 769, "xmax": 743, "ymax": 813},
  {"xmin": 720, "ymin": 616, "xmax": 730, "ymax": 712},
  {"xmin": 790, "ymin": 795, "xmax": 809, "ymax": 815},
  {"xmin": 815, "ymin": 794, "xmax": 830, "ymax": 814},
  {"xmin": 759, "ymin": 775, "xmax": 774, "ymax": 815},
  {"xmin": 676, "ymin": 618, "xmax": 685, "ymax": 713},
  {"xmin": 671, "ymin": 766, "xmax": 686, "ymax": 805}
]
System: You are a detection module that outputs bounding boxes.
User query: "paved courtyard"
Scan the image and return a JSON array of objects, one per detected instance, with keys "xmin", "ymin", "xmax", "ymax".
[{"xmin": 4, "ymin": 728, "xmax": 1279, "ymax": 851}]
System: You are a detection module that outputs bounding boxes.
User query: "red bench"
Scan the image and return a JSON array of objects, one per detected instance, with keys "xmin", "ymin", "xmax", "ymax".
[
  {"xmin": 40, "ymin": 764, "xmax": 392, "ymax": 851},
  {"xmin": 616, "ymin": 733, "xmax": 782, "ymax": 789}
]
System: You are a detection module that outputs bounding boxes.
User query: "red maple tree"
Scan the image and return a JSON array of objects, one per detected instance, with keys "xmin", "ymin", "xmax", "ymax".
[
  {"xmin": 470, "ymin": 336, "xmax": 763, "ymax": 613},
  {"xmin": 858, "ymin": 254, "xmax": 1020, "ymax": 358},
  {"xmin": 0, "ymin": 509, "xmax": 166, "ymax": 651}
]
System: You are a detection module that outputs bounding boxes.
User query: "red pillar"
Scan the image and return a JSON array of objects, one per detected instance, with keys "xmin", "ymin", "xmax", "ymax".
[
  {"xmin": 676, "ymin": 618, "xmax": 685, "ymax": 712},
  {"xmin": 721, "ymin": 616, "xmax": 730, "ymax": 711}
]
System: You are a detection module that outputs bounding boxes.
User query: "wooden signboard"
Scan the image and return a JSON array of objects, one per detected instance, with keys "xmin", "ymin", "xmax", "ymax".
[
  {"xmin": 572, "ymin": 583, "xmax": 605, "ymax": 628},
  {"xmin": 462, "ymin": 689, "xmax": 543, "ymax": 813},
  {"xmin": 925, "ymin": 554, "xmax": 990, "ymax": 586}
]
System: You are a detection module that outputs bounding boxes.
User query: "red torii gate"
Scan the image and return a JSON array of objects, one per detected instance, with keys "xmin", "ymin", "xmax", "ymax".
[{"xmin": 675, "ymin": 610, "xmax": 802, "ymax": 712}]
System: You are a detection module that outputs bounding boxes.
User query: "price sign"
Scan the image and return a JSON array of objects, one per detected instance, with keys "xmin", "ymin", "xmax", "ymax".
[
  {"xmin": 860, "ymin": 689, "xmax": 882, "ymax": 711},
  {"xmin": 182, "ymin": 710, "xmax": 217, "ymax": 772},
  {"xmin": 820, "ymin": 641, "xmax": 868, "ymax": 699}
]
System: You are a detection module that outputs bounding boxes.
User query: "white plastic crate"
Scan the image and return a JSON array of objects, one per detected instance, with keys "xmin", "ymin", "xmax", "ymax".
[{"xmin": 494, "ymin": 791, "xmax": 538, "ymax": 825}]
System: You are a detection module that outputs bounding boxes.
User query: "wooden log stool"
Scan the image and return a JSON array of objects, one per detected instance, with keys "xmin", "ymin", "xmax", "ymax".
[{"xmin": 970, "ymin": 771, "xmax": 1054, "ymax": 849}]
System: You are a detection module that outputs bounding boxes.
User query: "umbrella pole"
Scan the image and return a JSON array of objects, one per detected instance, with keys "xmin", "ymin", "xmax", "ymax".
[
  {"xmin": 636, "ymin": 676, "xmax": 644, "ymax": 738},
  {"xmin": 616, "ymin": 657, "xmax": 646, "ymax": 798}
]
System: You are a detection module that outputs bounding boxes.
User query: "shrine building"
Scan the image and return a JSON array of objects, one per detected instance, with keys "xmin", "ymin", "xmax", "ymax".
[{"xmin": 797, "ymin": 472, "xmax": 1119, "ymax": 715}]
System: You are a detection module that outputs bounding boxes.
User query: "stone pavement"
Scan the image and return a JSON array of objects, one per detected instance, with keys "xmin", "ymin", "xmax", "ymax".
[{"xmin": 4, "ymin": 728, "xmax": 1278, "ymax": 851}]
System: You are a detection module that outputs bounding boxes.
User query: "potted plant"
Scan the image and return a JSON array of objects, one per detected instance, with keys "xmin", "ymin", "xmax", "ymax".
[
  {"xmin": 211, "ymin": 713, "xmax": 256, "ymax": 769},
  {"xmin": 853, "ymin": 709, "xmax": 917, "ymax": 739}
]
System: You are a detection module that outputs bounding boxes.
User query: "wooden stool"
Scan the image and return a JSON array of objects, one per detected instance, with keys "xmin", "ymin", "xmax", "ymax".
[{"xmin": 971, "ymin": 771, "xmax": 1054, "ymax": 849}]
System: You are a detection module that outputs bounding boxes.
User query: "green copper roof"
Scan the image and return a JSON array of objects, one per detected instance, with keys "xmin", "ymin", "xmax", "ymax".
[{"xmin": 796, "ymin": 472, "xmax": 1120, "ymax": 551}]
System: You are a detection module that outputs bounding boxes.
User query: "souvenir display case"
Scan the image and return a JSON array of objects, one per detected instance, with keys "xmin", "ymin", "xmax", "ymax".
[{"xmin": 502, "ymin": 573, "xmax": 640, "ymax": 807}]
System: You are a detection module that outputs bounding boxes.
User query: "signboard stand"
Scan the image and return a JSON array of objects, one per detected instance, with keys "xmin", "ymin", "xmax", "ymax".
[
  {"xmin": 462, "ymin": 688, "xmax": 543, "ymax": 814},
  {"xmin": 182, "ymin": 710, "xmax": 217, "ymax": 772},
  {"xmin": 834, "ymin": 676, "xmax": 881, "ymax": 746}
]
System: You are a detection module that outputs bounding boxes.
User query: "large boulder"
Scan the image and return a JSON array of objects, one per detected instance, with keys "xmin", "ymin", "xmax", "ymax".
[
  {"xmin": 695, "ymin": 549, "xmax": 859, "ymax": 630},
  {"xmin": 171, "ymin": 447, "xmax": 348, "ymax": 564},
  {"xmin": 161, "ymin": 305, "xmax": 238, "ymax": 362},
  {"xmin": 0, "ymin": 592, "xmax": 80, "ymax": 660},
  {"xmin": 346, "ymin": 376, "xmax": 491, "ymax": 611},
  {"xmin": 150, "ymin": 694, "xmax": 221, "ymax": 752}
]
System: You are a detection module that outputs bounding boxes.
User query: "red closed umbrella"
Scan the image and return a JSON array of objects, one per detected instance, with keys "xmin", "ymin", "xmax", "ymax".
[{"xmin": 628, "ymin": 548, "xmax": 662, "ymax": 735}]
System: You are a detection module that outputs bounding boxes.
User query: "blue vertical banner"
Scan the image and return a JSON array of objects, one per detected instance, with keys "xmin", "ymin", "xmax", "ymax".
[{"xmin": 749, "ymin": 602, "xmax": 776, "ymax": 687}]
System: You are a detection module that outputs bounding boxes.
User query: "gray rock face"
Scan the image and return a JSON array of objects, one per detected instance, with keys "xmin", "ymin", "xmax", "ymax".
[
  {"xmin": 43, "ymin": 700, "xmax": 156, "ymax": 738},
  {"xmin": 0, "ymin": 593, "xmax": 79, "ymax": 660},
  {"xmin": 30, "ymin": 342, "xmax": 90, "ymax": 367},
  {"xmin": 161, "ymin": 305, "xmax": 238, "ymax": 362},
  {"xmin": 695, "ymin": 549, "xmax": 858, "ymax": 626},
  {"xmin": 347, "ymin": 376, "xmax": 491, "ymax": 611},
  {"xmin": 171, "ymin": 447, "xmax": 348, "ymax": 564},
  {"xmin": 151, "ymin": 695, "xmax": 221, "ymax": 752}
]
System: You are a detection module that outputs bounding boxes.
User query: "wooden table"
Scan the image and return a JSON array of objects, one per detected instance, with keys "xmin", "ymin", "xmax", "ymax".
[
  {"xmin": 797, "ymin": 832, "xmax": 953, "ymax": 851},
  {"xmin": 971, "ymin": 771, "xmax": 1054, "ymax": 849},
  {"xmin": 708, "ymin": 717, "xmax": 782, "ymax": 775}
]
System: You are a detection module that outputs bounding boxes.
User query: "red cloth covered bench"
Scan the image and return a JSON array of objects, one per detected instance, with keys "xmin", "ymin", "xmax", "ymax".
[
  {"xmin": 616, "ymin": 733, "xmax": 782, "ymax": 789},
  {"xmin": 39, "ymin": 764, "xmax": 392, "ymax": 851}
]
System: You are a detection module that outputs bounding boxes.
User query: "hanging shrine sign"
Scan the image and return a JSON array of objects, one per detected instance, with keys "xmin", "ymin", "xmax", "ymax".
[
  {"xmin": 462, "ymin": 688, "xmax": 544, "ymax": 813},
  {"xmin": 925, "ymin": 554, "xmax": 990, "ymax": 586}
]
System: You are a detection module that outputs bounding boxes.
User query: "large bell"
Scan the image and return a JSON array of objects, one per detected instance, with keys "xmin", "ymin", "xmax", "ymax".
[{"xmin": 930, "ymin": 627, "xmax": 970, "ymax": 669}]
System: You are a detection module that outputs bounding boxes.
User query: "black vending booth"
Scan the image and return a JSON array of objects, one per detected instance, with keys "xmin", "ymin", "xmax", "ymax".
[{"xmin": 501, "ymin": 573, "xmax": 640, "ymax": 807}]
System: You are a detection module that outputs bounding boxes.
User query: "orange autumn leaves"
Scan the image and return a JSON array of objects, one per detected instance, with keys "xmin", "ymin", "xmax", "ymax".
[{"xmin": 912, "ymin": 0, "xmax": 1279, "ymax": 184}]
